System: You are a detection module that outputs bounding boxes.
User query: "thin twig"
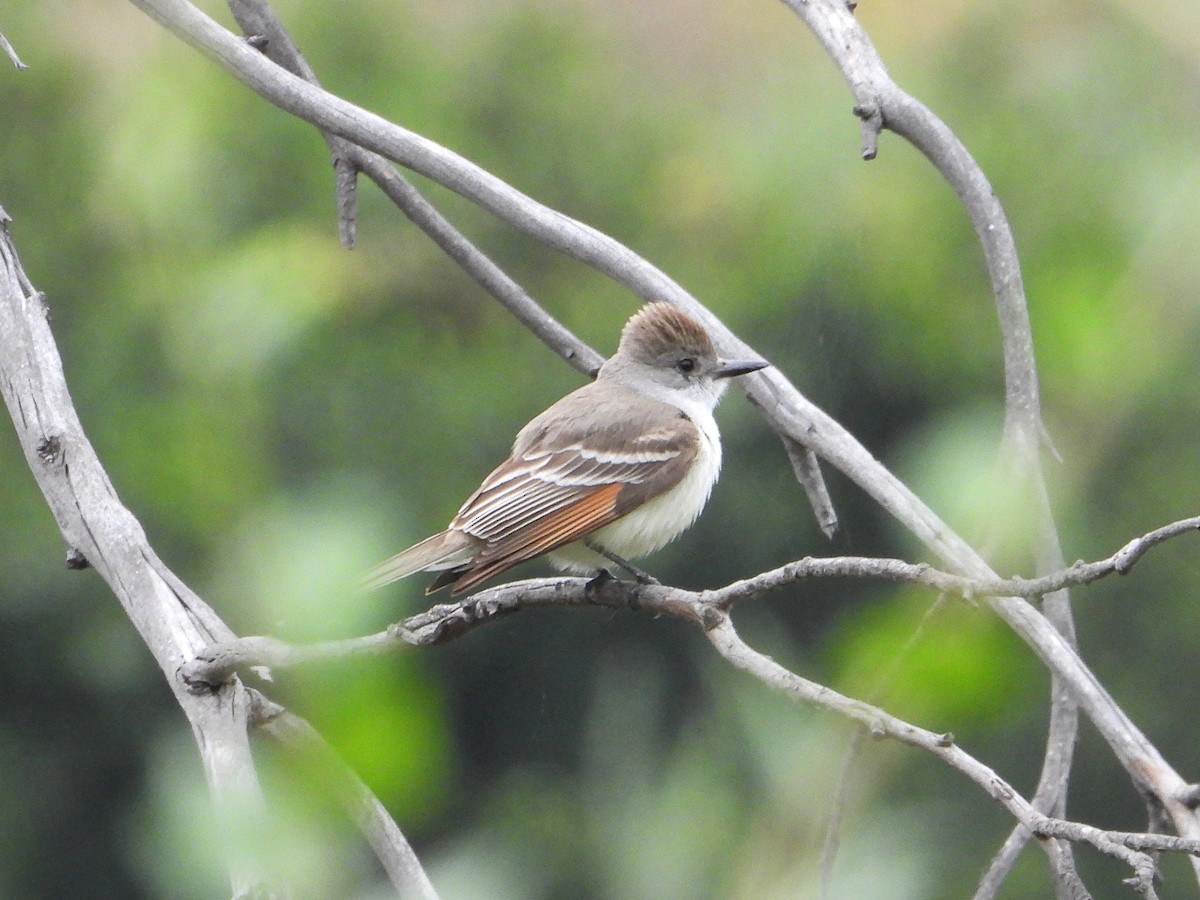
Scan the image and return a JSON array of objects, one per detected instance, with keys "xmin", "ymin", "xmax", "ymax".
[
  {"xmin": 820, "ymin": 595, "xmax": 951, "ymax": 897},
  {"xmin": 708, "ymin": 516, "xmax": 1200, "ymax": 607},
  {"xmin": 224, "ymin": 0, "xmax": 604, "ymax": 378},
  {"xmin": 182, "ymin": 576, "xmax": 674, "ymax": 685},
  {"xmin": 0, "ymin": 28, "xmax": 27, "ymax": 69},
  {"xmin": 817, "ymin": 725, "xmax": 865, "ymax": 900},
  {"xmin": 703, "ymin": 612, "xmax": 1175, "ymax": 890},
  {"xmin": 782, "ymin": 435, "xmax": 838, "ymax": 538}
]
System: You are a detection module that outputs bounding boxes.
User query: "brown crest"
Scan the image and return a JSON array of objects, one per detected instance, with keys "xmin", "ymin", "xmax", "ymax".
[{"xmin": 619, "ymin": 303, "xmax": 715, "ymax": 363}]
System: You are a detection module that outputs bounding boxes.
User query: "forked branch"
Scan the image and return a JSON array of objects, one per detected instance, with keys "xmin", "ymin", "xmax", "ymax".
[
  {"xmin": 184, "ymin": 514, "xmax": 1200, "ymax": 686},
  {"xmin": 117, "ymin": 1, "xmax": 1200, "ymax": 886},
  {"xmin": 179, "ymin": 552, "xmax": 1200, "ymax": 894}
]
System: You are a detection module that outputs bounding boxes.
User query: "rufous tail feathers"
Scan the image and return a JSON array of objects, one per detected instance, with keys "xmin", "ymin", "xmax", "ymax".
[{"xmin": 362, "ymin": 530, "xmax": 476, "ymax": 591}]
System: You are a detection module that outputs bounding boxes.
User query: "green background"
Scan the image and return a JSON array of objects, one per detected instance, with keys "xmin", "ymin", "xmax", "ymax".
[{"xmin": 1, "ymin": 1, "xmax": 1198, "ymax": 897}]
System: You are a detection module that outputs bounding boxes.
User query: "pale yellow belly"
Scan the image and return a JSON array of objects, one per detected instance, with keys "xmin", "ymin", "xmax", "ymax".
[{"xmin": 547, "ymin": 427, "xmax": 721, "ymax": 573}]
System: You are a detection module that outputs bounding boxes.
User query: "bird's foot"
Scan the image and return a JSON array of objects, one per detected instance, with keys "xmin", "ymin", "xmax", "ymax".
[{"xmin": 584, "ymin": 567, "xmax": 616, "ymax": 598}]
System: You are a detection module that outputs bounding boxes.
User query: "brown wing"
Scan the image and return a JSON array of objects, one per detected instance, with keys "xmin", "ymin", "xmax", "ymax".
[
  {"xmin": 437, "ymin": 398, "xmax": 701, "ymax": 594},
  {"xmin": 446, "ymin": 482, "xmax": 623, "ymax": 593}
]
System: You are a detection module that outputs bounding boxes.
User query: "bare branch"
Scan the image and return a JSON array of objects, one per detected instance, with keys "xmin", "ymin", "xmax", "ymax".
[
  {"xmin": 774, "ymin": 3, "xmax": 1085, "ymax": 885},
  {"xmin": 183, "ymin": 571, "xmax": 1199, "ymax": 885},
  {"xmin": 709, "ymin": 516, "xmax": 1200, "ymax": 606},
  {"xmin": 0, "ymin": 212, "xmax": 282, "ymax": 896},
  {"xmin": 185, "ymin": 514, "xmax": 1200, "ymax": 685},
  {"xmin": 0, "ymin": 27, "xmax": 27, "ymax": 69},
  {"xmin": 782, "ymin": 435, "xmax": 839, "ymax": 538},
  {"xmin": 1111, "ymin": 516, "xmax": 1200, "ymax": 572},
  {"xmin": 226, "ymin": 1, "xmax": 360, "ymax": 248},
  {"xmin": 183, "ymin": 576, "xmax": 668, "ymax": 685},
  {"xmin": 126, "ymin": 0, "xmax": 1200, "ymax": 880},
  {"xmin": 818, "ymin": 726, "xmax": 867, "ymax": 900},
  {"xmin": 776, "ymin": 0, "xmax": 1041, "ymax": 443},
  {"xmin": 705, "ymin": 612, "xmax": 1173, "ymax": 892},
  {"xmin": 248, "ymin": 692, "xmax": 441, "ymax": 900},
  {"xmin": 223, "ymin": 0, "xmax": 604, "ymax": 377},
  {"xmin": 333, "ymin": 154, "xmax": 358, "ymax": 248}
]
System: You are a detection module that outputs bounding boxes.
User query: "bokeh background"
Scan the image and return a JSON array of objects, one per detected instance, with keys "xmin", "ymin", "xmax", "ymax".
[{"xmin": 2, "ymin": 1, "xmax": 1199, "ymax": 897}]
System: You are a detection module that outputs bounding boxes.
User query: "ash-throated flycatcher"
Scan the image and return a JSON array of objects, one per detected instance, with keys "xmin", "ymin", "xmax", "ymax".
[{"xmin": 365, "ymin": 302, "xmax": 768, "ymax": 595}]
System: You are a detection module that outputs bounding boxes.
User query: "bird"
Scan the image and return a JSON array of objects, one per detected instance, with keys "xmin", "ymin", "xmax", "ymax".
[{"xmin": 364, "ymin": 302, "xmax": 768, "ymax": 595}]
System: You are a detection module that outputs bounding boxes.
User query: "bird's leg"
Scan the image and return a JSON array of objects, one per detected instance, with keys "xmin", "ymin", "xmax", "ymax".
[{"xmin": 585, "ymin": 540, "xmax": 660, "ymax": 585}]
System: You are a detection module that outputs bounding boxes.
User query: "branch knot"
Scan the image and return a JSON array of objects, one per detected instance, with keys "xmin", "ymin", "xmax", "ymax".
[{"xmin": 852, "ymin": 100, "xmax": 884, "ymax": 160}]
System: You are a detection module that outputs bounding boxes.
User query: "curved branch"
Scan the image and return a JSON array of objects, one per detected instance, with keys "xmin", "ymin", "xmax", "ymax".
[
  {"xmin": 0, "ymin": 211, "xmax": 279, "ymax": 897},
  {"xmin": 706, "ymin": 614, "xmax": 1170, "ymax": 899},
  {"xmin": 0, "ymin": 27, "xmax": 26, "ymax": 69},
  {"xmin": 248, "ymin": 692, "xmax": 440, "ymax": 900},
  {"xmin": 184, "ymin": 513, "xmax": 1200, "ymax": 686},
  {"xmin": 776, "ymin": 0, "xmax": 1039, "ymax": 439},
  {"xmin": 128, "ymin": 0, "xmax": 1200, "ymax": 873},
  {"xmin": 0, "ymin": 205, "xmax": 438, "ymax": 897},
  {"xmin": 183, "ymin": 572, "xmax": 1192, "ymax": 892},
  {"xmin": 224, "ymin": 0, "xmax": 603, "ymax": 378},
  {"xmin": 773, "ymin": 3, "xmax": 1080, "ymax": 881}
]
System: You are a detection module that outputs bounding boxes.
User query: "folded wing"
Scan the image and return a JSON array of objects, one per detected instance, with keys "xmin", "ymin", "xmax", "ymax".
[{"xmin": 440, "ymin": 416, "xmax": 699, "ymax": 593}]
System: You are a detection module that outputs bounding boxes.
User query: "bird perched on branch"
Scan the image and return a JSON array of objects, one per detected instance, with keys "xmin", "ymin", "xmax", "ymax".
[{"xmin": 365, "ymin": 302, "xmax": 767, "ymax": 595}]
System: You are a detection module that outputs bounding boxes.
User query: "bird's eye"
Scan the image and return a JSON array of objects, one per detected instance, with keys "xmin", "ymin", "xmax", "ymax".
[{"xmin": 676, "ymin": 357, "xmax": 697, "ymax": 374}]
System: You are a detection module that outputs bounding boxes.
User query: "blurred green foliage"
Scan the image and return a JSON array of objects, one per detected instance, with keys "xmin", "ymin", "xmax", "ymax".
[{"xmin": 1, "ymin": 0, "xmax": 1199, "ymax": 897}]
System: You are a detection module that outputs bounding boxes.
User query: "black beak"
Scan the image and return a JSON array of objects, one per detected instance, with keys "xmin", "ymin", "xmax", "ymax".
[{"xmin": 714, "ymin": 357, "xmax": 769, "ymax": 379}]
